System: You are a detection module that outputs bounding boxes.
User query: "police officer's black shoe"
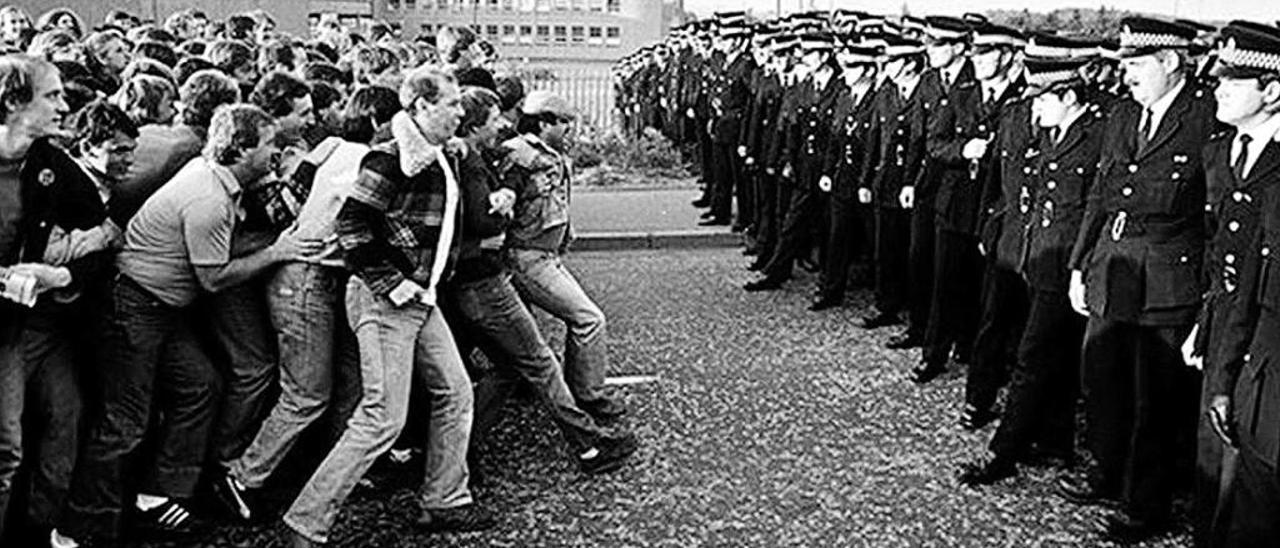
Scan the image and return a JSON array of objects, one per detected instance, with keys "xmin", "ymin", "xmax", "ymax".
[
  {"xmin": 885, "ymin": 332, "xmax": 923, "ymax": 349},
  {"xmin": 959, "ymin": 404, "xmax": 998, "ymax": 430},
  {"xmin": 858, "ymin": 311, "xmax": 901, "ymax": 329},
  {"xmin": 743, "ymin": 277, "xmax": 784, "ymax": 291},
  {"xmin": 698, "ymin": 216, "xmax": 731, "ymax": 226},
  {"xmin": 1100, "ymin": 511, "xmax": 1171, "ymax": 544},
  {"xmin": 908, "ymin": 361, "xmax": 947, "ymax": 384},
  {"xmin": 746, "ymin": 258, "xmax": 767, "ymax": 271},
  {"xmin": 958, "ymin": 456, "xmax": 1018, "ymax": 486},
  {"xmin": 691, "ymin": 197, "xmax": 710, "ymax": 207},
  {"xmin": 808, "ymin": 296, "xmax": 842, "ymax": 311},
  {"xmin": 1055, "ymin": 474, "xmax": 1118, "ymax": 507}
]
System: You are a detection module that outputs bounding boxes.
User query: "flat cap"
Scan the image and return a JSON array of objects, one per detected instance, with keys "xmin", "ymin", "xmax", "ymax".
[
  {"xmin": 1212, "ymin": 21, "xmax": 1280, "ymax": 78},
  {"xmin": 522, "ymin": 90, "xmax": 575, "ymax": 119}
]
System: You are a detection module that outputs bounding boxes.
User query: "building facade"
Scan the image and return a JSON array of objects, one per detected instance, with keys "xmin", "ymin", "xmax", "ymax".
[{"xmin": 371, "ymin": 0, "xmax": 672, "ymax": 64}]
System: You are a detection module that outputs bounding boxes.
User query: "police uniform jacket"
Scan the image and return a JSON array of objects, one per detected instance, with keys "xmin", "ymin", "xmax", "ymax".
[
  {"xmin": 862, "ymin": 79, "xmax": 928, "ymax": 208},
  {"xmin": 743, "ymin": 71, "xmax": 783, "ymax": 170},
  {"xmin": 793, "ymin": 68, "xmax": 845, "ymax": 184},
  {"xmin": 1197, "ymin": 127, "xmax": 1280, "ymax": 394},
  {"xmin": 824, "ymin": 83, "xmax": 877, "ymax": 202},
  {"xmin": 911, "ymin": 62, "xmax": 976, "ymax": 207},
  {"xmin": 977, "ymin": 98, "xmax": 1040, "ymax": 270},
  {"xmin": 1216, "ymin": 183, "xmax": 1280, "ymax": 470},
  {"xmin": 928, "ymin": 75, "xmax": 1027, "ymax": 237},
  {"xmin": 1022, "ymin": 105, "xmax": 1107, "ymax": 293},
  {"xmin": 767, "ymin": 74, "xmax": 806, "ymax": 173},
  {"xmin": 710, "ymin": 51, "xmax": 755, "ymax": 145},
  {"xmin": 1068, "ymin": 80, "xmax": 1218, "ymax": 325}
]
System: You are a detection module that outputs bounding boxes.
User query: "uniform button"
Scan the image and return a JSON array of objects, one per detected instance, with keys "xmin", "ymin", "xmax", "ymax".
[
  {"xmin": 1122, "ymin": 187, "xmax": 1133, "ymax": 196},
  {"xmin": 1229, "ymin": 221, "xmax": 1240, "ymax": 232},
  {"xmin": 1171, "ymin": 172, "xmax": 1180, "ymax": 180},
  {"xmin": 1226, "ymin": 254, "xmax": 1236, "ymax": 264},
  {"xmin": 1042, "ymin": 219, "xmax": 1051, "ymax": 228},
  {"xmin": 1049, "ymin": 162, "xmax": 1058, "ymax": 171},
  {"xmin": 1023, "ymin": 167, "xmax": 1032, "ymax": 174},
  {"xmin": 1233, "ymin": 191, "xmax": 1244, "ymax": 202},
  {"xmin": 1128, "ymin": 164, "xmax": 1139, "ymax": 173},
  {"xmin": 1264, "ymin": 247, "xmax": 1272, "ymax": 257},
  {"xmin": 1047, "ymin": 181, "xmax": 1057, "ymax": 190},
  {"xmin": 979, "ymin": 124, "xmax": 988, "ymax": 132}
]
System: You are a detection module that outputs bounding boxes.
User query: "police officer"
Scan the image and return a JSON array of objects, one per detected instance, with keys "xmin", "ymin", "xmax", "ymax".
[
  {"xmin": 704, "ymin": 13, "xmax": 754, "ymax": 228},
  {"xmin": 960, "ymin": 54, "xmax": 1105, "ymax": 485},
  {"xmin": 1182, "ymin": 22, "xmax": 1280, "ymax": 548},
  {"xmin": 1061, "ymin": 17, "xmax": 1218, "ymax": 542},
  {"xmin": 914, "ymin": 21, "xmax": 1026, "ymax": 384}
]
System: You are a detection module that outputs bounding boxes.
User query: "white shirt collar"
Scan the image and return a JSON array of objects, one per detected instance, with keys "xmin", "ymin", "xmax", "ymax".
[
  {"xmin": 941, "ymin": 62, "xmax": 963, "ymax": 87},
  {"xmin": 1142, "ymin": 77, "xmax": 1186, "ymax": 138},
  {"xmin": 1233, "ymin": 113, "xmax": 1280, "ymax": 178},
  {"xmin": 1056, "ymin": 106, "xmax": 1089, "ymax": 142}
]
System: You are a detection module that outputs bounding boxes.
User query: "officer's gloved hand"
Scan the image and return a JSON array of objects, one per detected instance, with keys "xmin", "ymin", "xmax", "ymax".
[
  {"xmin": 686, "ymin": 108, "xmax": 695, "ymax": 119},
  {"xmin": 782, "ymin": 163, "xmax": 793, "ymax": 179},
  {"xmin": 1181, "ymin": 324, "xmax": 1203, "ymax": 370},
  {"xmin": 898, "ymin": 186, "xmax": 914, "ymax": 209},
  {"xmin": 962, "ymin": 138, "xmax": 991, "ymax": 160},
  {"xmin": 818, "ymin": 175, "xmax": 832, "ymax": 192},
  {"xmin": 858, "ymin": 188, "xmax": 872, "ymax": 204},
  {"xmin": 737, "ymin": 145, "xmax": 747, "ymax": 158},
  {"xmin": 745, "ymin": 157, "xmax": 755, "ymax": 166},
  {"xmin": 1208, "ymin": 395, "xmax": 1237, "ymax": 447},
  {"xmin": 1068, "ymin": 270, "xmax": 1089, "ymax": 316}
]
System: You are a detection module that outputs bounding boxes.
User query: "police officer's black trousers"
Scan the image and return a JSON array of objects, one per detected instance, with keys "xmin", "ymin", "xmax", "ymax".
[
  {"xmin": 1081, "ymin": 317, "xmax": 1195, "ymax": 521},
  {"xmin": 922, "ymin": 227, "xmax": 983, "ymax": 365},
  {"xmin": 762, "ymin": 179, "xmax": 824, "ymax": 281},
  {"xmin": 711, "ymin": 143, "xmax": 737, "ymax": 220},
  {"xmin": 697, "ymin": 127, "xmax": 715, "ymax": 202},
  {"xmin": 988, "ymin": 289, "xmax": 1082, "ymax": 460},
  {"xmin": 873, "ymin": 207, "xmax": 911, "ymax": 316},
  {"xmin": 818, "ymin": 196, "xmax": 860, "ymax": 301},
  {"xmin": 907, "ymin": 201, "xmax": 936, "ymax": 339},
  {"xmin": 1222, "ymin": 445, "xmax": 1280, "ymax": 548},
  {"xmin": 965, "ymin": 261, "xmax": 1029, "ymax": 412}
]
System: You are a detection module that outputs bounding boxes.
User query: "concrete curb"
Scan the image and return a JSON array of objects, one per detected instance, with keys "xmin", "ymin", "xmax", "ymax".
[{"xmin": 574, "ymin": 230, "xmax": 743, "ymax": 251}]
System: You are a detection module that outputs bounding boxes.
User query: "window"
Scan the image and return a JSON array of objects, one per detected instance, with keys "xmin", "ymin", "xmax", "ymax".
[
  {"xmin": 606, "ymin": 0, "xmax": 620, "ymax": 13},
  {"xmin": 571, "ymin": 26, "xmax": 584, "ymax": 43},
  {"xmin": 421, "ymin": 23, "xmax": 434, "ymax": 34},
  {"xmin": 588, "ymin": 26, "xmax": 603, "ymax": 45},
  {"xmin": 388, "ymin": 0, "xmax": 400, "ymax": 10},
  {"xmin": 437, "ymin": 0, "xmax": 449, "ymax": 8},
  {"xmin": 606, "ymin": 26, "xmax": 620, "ymax": 46},
  {"xmin": 404, "ymin": 0, "xmax": 415, "ymax": 9},
  {"xmin": 553, "ymin": 25, "xmax": 567, "ymax": 44},
  {"xmin": 535, "ymin": 25, "xmax": 549, "ymax": 43},
  {"xmin": 486, "ymin": 25, "xmax": 499, "ymax": 37}
]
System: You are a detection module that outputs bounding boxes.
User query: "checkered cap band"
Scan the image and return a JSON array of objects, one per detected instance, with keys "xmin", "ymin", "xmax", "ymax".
[
  {"xmin": 974, "ymin": 34, "xmax": 1026, "ymax": 47},
  {"xmin": 1119, "ymin": 26, "xmax": 1191, "ymax": 49},
  {"xmin": 1218, "ymin": 37, "xmax": 1280, "ymax": 72},
  {"xmin": 1028, "ymin": 69, "xmax": 1078, "ymax": 87},
  {"xmin": 884, "ymin": 44, "xmax": 923, "ymax": 57},
  {"xmin": 1026, "ymin": 43, "xmax": 1089, "ymax": 58}
]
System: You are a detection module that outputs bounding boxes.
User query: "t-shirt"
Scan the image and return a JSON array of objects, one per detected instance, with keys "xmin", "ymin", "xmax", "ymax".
[
  {"xmin": 0, "ymin": 159, "xmax": 23, "ymax": 265},
  {"xmin": 113, "ymin": 124, "xmax": 204, "ymax": 224},
  {"xmin": 116, "ymin": 157, "xmax": 242, "ymax": 307}
]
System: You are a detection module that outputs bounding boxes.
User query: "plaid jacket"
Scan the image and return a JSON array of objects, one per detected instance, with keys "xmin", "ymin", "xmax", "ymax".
[{"xmin": 336, "ymin": 140, "xmax": 461, "ymax": 297}]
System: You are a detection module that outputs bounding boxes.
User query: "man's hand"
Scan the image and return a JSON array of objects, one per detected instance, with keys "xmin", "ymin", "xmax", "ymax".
[
  {"xmin": 858, "ymin": 188, "xmax": 872, "ymax": 204},
  {"xmin": 1182, "ymin": 324, "xmax": 1203, "ymax": 370},
  {"xmin": 737, "ymin": 145, "xmax": 748, "ymax": 158},
  {"xmin": 899, "ymin": 186, "xmax": 915, "ymax": 209},
  {"xmin": 389, "ymin": 279, "xmax": 427, "ymax": 307},
  {"xmin": 9, "ymin": 263, "xmax": 72, "ymax": 292},
  {"xmin": 269, "ymin": 226, "xmax": 326, "ymax": 262},
  {"xmin": 818, "ymin": 175, "xmax": 832, "ymax": 193},
  {"xmin": 1069, "ymin": 270, "xmax": 1089, "ymax": 316},
  {"xmin": 782, "ymin": 163, "xmax": 793, "ymax": 180},
  {"xmin": 686, "ymin": 108, "xmax": 695, "ymax": 119},
  {"xmin": 962, "ymin": 138, "xmax": 991, "ymax": 160},
  {"xmin": 488, "ymin": 188, "xmax": 516, "ymax": 217},
  {"xmin": 978, "ymin": 242, "xmax": 987, "ymax": 256},
  {"xmin": 1208, "ymin": 395, "xmax": 1237, "ymax": 447},
  {"xmin": 745, "ymin": 156, "xmax": 755, "ymax": 166}
]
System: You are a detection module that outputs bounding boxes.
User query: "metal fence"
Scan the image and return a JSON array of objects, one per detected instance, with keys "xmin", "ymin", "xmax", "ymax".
[{"xmin": 505, "ymin": 63, "xmax": 619, "ymax": 130}]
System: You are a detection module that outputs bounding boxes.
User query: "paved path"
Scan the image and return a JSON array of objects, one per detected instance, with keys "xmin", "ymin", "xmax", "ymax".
[
  {"xmin": 167, "ymin": 249, "xmax": 1193, "ymax": 548},
  {"xmin": 571, "ymin": 187, "xmax": 713, "ymax": 234}
]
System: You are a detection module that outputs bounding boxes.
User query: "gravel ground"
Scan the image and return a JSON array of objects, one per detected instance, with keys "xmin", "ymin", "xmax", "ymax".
[{"xmin": 128, "ymin": 248, "xmax": 1193, "ymax": 548}]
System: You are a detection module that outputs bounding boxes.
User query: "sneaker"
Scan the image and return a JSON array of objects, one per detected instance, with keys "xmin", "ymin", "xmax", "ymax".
[
  {"xmin": 580, "ymin": 432, "xmax": 639, "ymax": 475},
  {"xmin": 414, "ymin": 504, "xmax": 496, "ymax": 533},
  {"xmin": 211, "ymin": 470, "xmax": 253, "ymax": 521},
  {"xmin": 49, "ymin": 529, "xmax": 83, "ymax": 548},
  {"xmin": 131, "ymin": 499, "xmax": 208, "ymax": 540}
]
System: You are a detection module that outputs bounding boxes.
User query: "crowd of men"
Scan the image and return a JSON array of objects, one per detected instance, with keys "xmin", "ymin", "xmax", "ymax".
[
  {"xmin": 0, "ymin": 6, "xmax": 644, "ymax": 548},
  {"xmin": 616, "ymin": 9, "xmax": 1280, "ymax": 547}
]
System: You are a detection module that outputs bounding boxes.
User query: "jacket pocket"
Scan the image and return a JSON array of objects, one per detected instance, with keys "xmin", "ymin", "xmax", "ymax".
[{"xmin": 1143, "ymin": 240, "xmax": 1203, "ymax": 309}]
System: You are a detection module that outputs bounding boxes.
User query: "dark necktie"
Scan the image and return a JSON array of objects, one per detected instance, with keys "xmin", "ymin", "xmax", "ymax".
[
  {"xmin": 1136, "ymin": 108, "xmax": 1153, "ymax": 152},
  {"xmin": 1234, "ymin": 134, "xmax": 1253, "ymax": 180}
]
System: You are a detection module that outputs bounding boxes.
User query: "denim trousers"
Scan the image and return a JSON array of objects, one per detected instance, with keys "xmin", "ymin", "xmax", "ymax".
[
  {"xmin": 60, "ymin": 276, "xmax": 221, "ymax": 540},
  {"xmin": 202, "ymin": 278, "xmax": 279, "ymax": 466},
  {"xmin": 229, "ymin": 263, "xmax": 359, "ymax": 488},
  {"xmin": 441, "ymin": 272, "xmax": 606, "ymax": 453},
  {"xmin": 283, "ymin": 277, "xmax": 473, "ymax": 544},
  {"xmin": 504, "ymin": 248, "xmax": 610, "ymax": 405}
]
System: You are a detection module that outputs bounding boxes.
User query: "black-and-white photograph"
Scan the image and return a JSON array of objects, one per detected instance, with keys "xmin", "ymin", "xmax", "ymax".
[{"xmin": 0, "ymin": 0, "xmax": 1276, "ymax": 546}]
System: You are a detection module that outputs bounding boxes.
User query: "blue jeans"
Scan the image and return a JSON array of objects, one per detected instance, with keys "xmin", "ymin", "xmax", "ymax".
[
  {"xmin": 61, "ymin": 276, "xmax": 221, "ymax": 540},
  {"xmin": 441, "ymin": 272, "xmax": 606, "ymax": 452},
  {"xmin": 504, "ymin": 249, "xmax": 610, "ymax": 405},
  {"xmin": 229, "ymin": 263, "xmax": 359, "ymax": 488},
  {"xmin": 284, "ymin": 277, "xmax": 473, "ymax": 543},
  {"xmin": 203, "ymin": 278, "xmax": 278, "ymax": 465}
]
